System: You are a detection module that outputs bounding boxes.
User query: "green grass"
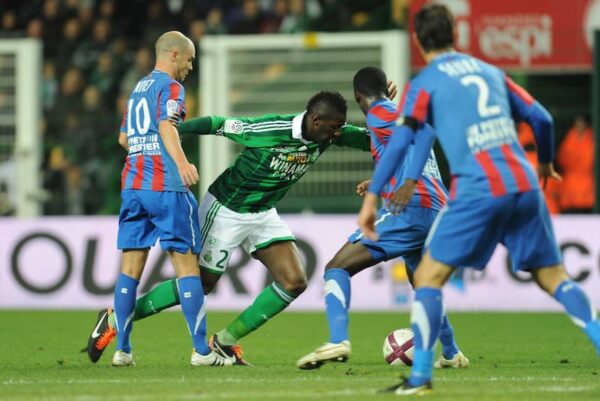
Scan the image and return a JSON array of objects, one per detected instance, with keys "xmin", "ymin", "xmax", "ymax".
[{"xmin": 1, "ymin": 311, "xmax": 598, "ymax": 401}]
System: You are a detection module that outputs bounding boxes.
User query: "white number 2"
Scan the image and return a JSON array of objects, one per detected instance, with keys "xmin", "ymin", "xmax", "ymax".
[
  {"xmin": 126, "ymin": 98, "xmax": 151, "ymax": 136},
  {"xmin": 460, "ymin": 75, "xmax": 501, "ymax": 118}
]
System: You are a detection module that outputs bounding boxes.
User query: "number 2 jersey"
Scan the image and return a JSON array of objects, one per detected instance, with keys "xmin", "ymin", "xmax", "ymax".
[
  {"xmin": 187, "ymin": 113, "xmax": 370, "ymax": 213},
  {"xmin": 120, "ymin": 70, "xmax": 188, "ymax": 192},
  {"xmin": 399, "ymin": 52, "xmax": 543, "ymax": 199}
]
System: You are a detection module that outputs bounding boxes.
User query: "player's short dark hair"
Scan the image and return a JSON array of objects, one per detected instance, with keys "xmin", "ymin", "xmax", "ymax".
[
  {"xmin": 306, "ymin": 91, "xmax": 347, "ymax": 120},
  {"xmin": 414, "ymin": 4, "xmax": 455, "ymax": 52},
  {"xmin": 353, "ymin": 67, "xmax": 387, "ymax": 97}
]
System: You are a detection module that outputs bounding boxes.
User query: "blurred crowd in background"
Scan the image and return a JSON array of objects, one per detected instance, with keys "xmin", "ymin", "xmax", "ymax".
[
  {"xmin": 0, "ymin": 0, "xmax": 406, "ymax": 216},
  {"xmin": 0, "ymin": 0, "xmax": 594, "ymax": 216}
]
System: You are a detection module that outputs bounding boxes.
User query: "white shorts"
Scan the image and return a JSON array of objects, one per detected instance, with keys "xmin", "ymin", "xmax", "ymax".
[{"xmin": 198, "ymin": 192, "xmax": 295, "ymax": 273}]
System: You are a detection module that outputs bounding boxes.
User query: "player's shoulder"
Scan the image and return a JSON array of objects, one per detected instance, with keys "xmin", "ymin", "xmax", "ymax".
[
  {"xmin": 152, "ymin": 71, "xmax": 184, "ymax": 91},
  {"xmin": 249, "ymin": 113, "xmax": 295, "ymax": 123},
  {"xmin": 240, "ymin": 113, "xmax": 295, "ymax": 129},
  {"xmin": 367, "ymin": 99, "xmax": 399, "ymax": 126}
]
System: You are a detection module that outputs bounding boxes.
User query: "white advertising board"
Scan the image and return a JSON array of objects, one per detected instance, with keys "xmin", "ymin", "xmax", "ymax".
[{"xmin": 0, "ymin": 215, "xmax": 598, "ymax": 311}]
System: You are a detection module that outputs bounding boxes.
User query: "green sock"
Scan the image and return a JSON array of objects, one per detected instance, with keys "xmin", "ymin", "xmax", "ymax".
[
  {"xmin": 218, "ymin": 282, "xmax": 297, "ymax": 345},
  {"xmin": 107, "ymin": 279, "xmax": 181, "ymax": 327}
]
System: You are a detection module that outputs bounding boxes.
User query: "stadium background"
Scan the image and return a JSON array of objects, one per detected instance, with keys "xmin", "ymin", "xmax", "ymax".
[
  {"xmin": 1, "ymin": 2, "xmax": 600, "ymax": 401},
  {"xmin": 0, "ymin": 0, "xmax": 597, "ymax": 217},
  {"xmin": 0, "ymin": 1, "xmax": 599, "ymax": 313}
]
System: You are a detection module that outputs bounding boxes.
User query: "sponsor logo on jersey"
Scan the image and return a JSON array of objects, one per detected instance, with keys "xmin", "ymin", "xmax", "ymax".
[
  {"xmin": 269, "ymin": 149, "xmax": 320, "ymax": 180},
  {"xmin": 224, "ymin": 119, "xmax": 244, "ymax": 135},
  {"xmin": 273, "ymin": 145, "xmax": 306, "ymax": 153},
  {"xmin": 466, "ymin": 116, "xmax": 517, "ymax": 153}
]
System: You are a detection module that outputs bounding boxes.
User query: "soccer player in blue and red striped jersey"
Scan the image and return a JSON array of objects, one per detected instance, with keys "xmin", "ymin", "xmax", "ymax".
[
  {"xmin": 297, "ymin": 67, "xmax": 468, "ymax": 370},
  {"xmin": 112, "ymin": 31, "xmax": 231, "ymax": 368},
  {"xmin": 359, "ymin": 4, "xmax": 600, "ymax": 395}
]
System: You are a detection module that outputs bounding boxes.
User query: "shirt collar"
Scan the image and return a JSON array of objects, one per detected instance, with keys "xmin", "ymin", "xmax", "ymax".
[
  {"xmin": 292, "ymin": 111, "xmax": 311, "ymax": 143},
  {"xmin": 369, "ymin": 98, "xmax": 388, "ymax": 110}
]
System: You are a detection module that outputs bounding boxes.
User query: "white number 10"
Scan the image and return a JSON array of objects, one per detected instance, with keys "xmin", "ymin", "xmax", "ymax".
[
  {"xmin": 460, "ymin": 75, "xmax": 501, "ymax": 118},
  {"xmin": 127, "ymin": 98, "xmax": 151, "ymax": 136}
]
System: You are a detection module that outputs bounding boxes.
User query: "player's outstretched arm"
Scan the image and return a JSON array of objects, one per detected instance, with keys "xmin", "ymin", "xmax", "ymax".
[
  {"xmin": 158, "ymin": 120, "xmax": 198, "ymax": 186},
  {"xmin": 177, "ymin": 116, "xmax": 213, "ymax": 135}
]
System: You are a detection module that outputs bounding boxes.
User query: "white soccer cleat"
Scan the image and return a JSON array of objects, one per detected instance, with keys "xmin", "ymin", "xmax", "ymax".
[
  {"xmin": 296, "ymin": 341, "xmax": 351, "ymax": 370},
  {"xmin": 191, "ymin": 350, "xmax": 234, "ymax": 366},
  {"xmin": 112, "ymin": 350, "xmax": 135, "ymax": 367},
  {"xmin": 434, "ymin": 351, "xmax": 469, "ymax": 368}
]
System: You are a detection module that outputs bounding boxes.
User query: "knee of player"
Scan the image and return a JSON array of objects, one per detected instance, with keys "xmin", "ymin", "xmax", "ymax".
[{"xmin": 278, "ymin": 276, "xmax": 307, "ymax": 295}]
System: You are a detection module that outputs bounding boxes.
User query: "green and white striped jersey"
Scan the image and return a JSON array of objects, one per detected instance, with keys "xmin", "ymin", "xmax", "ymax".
[{"xmin": 194, "ymin": 112, "xmax": 370, "ymax": 213}]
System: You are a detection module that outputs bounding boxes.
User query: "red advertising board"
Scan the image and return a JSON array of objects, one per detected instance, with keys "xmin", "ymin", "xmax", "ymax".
[{"xmin": 409, "ymin": 0, "xmax": 600, "ymax": 70}]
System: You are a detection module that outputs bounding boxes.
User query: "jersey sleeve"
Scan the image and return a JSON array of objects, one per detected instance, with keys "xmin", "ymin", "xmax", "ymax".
[
  {"xmin": 119, "ymin": 105, "xmax": 128, "ymax": 134},
  {"xmin": 505, "ymin": 76, "xmax": 555, "ymax": 163},
  {"xmin": 332, "ymin": 124, "xmax": 370, "ymax": 151},
  {"xmin": 397, "ymin": 79, "xmax": 431, "ymax": 125},
  {"xmin": 405, "ymin": 123, "xmax": 436, "ymax": 180},
  {"xmin": 157, "ymin": 81, "xmax": 186, "ymax": 125},
  {"xmin": 209, "ymin": 115, "xmax": 293, "ymax": 147}
]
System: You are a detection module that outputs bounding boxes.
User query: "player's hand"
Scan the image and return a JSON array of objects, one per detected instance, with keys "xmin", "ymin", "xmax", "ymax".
[
  {"xmin": 355, "ymin": 179, "xmax": 371, "ymax": 197},
  {"xmin": 358, "ymin": 193, "xmax": 379, "ymax": 241},
  {"xmin": 387, "ymin": 179, "xmax": 417, "ymax": 214},
  {"xmin": 537, "ymin": 163, "xmax": 561, "ymax": 189},
  {"xmin": 178, "ymin": 162, "xmax": 199, "ymax": 186},
  {"xmin": 387, "ymin": 80, "xmax": 398, "ymax": 100}
]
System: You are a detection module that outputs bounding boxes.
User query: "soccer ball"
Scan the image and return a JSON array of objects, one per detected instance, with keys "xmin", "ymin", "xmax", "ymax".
[{"xmin": 383, "ymin": 328, "xmax": 414, "ymax": 366}]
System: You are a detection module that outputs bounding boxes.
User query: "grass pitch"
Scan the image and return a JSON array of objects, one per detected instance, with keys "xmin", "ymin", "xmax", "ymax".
[{"xmin": 1, "ymin": 311, "xmax": 598, "ymax": 401}]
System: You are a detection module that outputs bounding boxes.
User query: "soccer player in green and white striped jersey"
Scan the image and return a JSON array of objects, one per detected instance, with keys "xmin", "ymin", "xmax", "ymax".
[{"xmin": 86, "ymin": 91, "xmax": 372, "ymax": 365}]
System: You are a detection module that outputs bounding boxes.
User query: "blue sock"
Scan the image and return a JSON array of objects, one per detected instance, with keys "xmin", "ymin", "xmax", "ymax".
[
  {"xmin": 324, "ymin": 268, "xmax": 351, "ymax": 343},
  {"xmin": 114, "ymin": 273, "xmax": 139, "ymax": 353},
  {"xmin": 553, "ymin": 280, "xmax": 596, "ymax": 328},
  {"xmin": 409, "ymin": 287, "xmax": 442, "ymax": 387},
  {"xmin": 584, "ymin": 320, "xmax": 600, "ymax": 356},
  {"xmin": 439, "ymin": 312, "xmax": 459, "ymax": 359},
  {"xmin": 177, "ymin": 276, "xmax": 210, "ymax": 354}
]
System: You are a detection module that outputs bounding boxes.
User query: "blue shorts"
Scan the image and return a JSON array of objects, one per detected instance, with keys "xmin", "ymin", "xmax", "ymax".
[
  {"xmin": 427, "ymin": 190, "xmax": 562, "ymax": 271},
  {"xmin": 117, "ymin": 189, "xmax": 201, "ymax": 254},
  {"xmin": 348, "ymin": 206, "xmax": 437, "ymax": 272}
]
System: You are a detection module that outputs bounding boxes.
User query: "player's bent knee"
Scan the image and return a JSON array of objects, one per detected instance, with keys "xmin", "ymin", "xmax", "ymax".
[{"xmin": 278, "ymin": 276, "xmax": 307, "ymax": 295}]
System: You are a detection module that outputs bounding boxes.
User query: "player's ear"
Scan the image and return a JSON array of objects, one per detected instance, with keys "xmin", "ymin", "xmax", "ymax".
[{"xmin": 312, "ymin": 113, "xmax": 321, "ymax": 127}]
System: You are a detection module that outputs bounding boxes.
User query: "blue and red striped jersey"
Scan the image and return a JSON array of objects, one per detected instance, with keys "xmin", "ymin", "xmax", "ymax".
[
  {"xmin": 367, "ymin": 98, "xmax": 447, "ymax": 210},
  {"xmin": 120, "ymin": 70, "xmax": 187, "ymax": 192},
  {"xmin": 399, "ymin": 52, "xmax": 540, "ymax": 199}
]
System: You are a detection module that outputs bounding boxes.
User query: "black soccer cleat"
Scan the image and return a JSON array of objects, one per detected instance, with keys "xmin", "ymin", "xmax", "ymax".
[
  {"xmin": 209, "ymin": 334, "xmax": 252, "ymax": 366},
  {"xmin": 379, "ymin": 376, "xmax": 433, "ymax": 396},
  {"xmin": 85, "ymin": 308, "xmax": 116, "ymax": 363}
]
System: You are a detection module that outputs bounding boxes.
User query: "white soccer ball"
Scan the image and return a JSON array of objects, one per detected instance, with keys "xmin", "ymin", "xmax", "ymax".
[{"xmin": 383, "ymin": 328, "xmax": 414, "ymax": 366}]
